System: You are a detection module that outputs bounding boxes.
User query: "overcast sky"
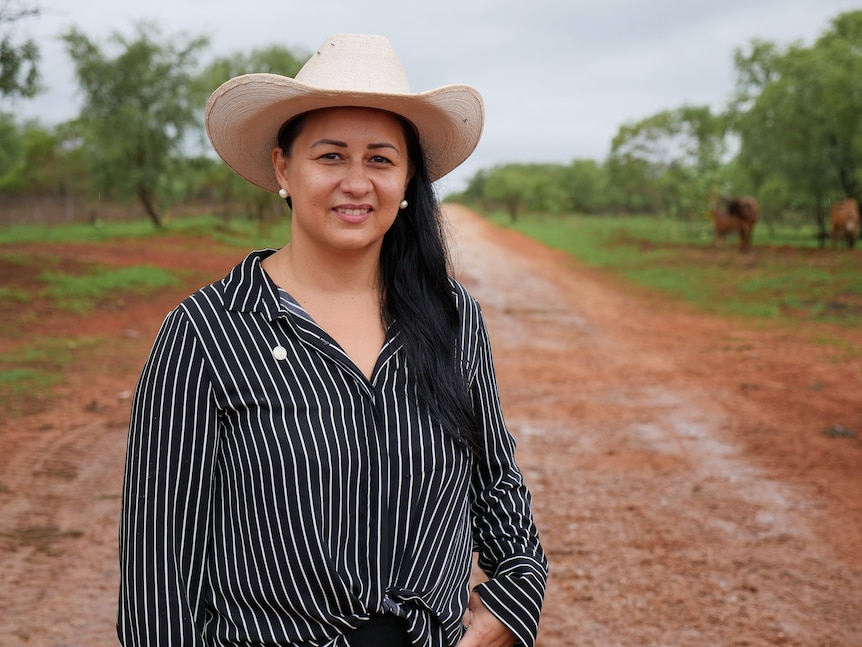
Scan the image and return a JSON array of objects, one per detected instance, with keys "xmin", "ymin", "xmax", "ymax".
[{"xmin": 2, "ymin": 0, "xmax": 859, "ymax": 193}]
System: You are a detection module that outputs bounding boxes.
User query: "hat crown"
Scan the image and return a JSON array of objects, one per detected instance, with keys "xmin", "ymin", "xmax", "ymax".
[
  {"xmin": 295, "ymin": 33, "xmax": 411, "ymax": 94},
  {"xmin": 204, "ymin": 32, "xmax": 483, "ymax": 191}
]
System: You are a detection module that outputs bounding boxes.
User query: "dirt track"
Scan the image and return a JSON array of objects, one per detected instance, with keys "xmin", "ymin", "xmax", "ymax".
[{"xmin": 1, "ymin": 205, "xmax": 861, "ymax": 646}]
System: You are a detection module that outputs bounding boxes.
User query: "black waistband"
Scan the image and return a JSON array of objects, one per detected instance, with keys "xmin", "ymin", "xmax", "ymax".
[{"xmin": 348, "ymin": 614, "xmax": 410, "ymax": 647}]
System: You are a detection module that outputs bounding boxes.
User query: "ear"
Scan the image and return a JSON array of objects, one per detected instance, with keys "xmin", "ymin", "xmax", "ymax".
[{"xmin": 272, "ymin": 147, "xmax": 289, "ymax": 193}]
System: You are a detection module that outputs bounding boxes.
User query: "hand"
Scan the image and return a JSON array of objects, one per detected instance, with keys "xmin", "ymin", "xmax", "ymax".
[{"xmin": 455, "ymin": 590, "xmax": 517, "ymax": 647}]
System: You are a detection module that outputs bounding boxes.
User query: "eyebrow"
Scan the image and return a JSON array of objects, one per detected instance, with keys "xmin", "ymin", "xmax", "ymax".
[{"xmin": 310, "ymin": 139, "xmax": 401, "ymax": 153}]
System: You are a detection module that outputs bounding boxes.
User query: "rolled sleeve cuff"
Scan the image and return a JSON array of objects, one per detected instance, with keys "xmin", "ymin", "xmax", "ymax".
[{"xmin": 474, "ymin": 556, "xmax": 548, "ymax": 647}]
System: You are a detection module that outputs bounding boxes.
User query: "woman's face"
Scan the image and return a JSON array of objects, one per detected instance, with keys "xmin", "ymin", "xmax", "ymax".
[{"xmin": 273, "ymin": 107, "xmax": 413, "ymax": 257}]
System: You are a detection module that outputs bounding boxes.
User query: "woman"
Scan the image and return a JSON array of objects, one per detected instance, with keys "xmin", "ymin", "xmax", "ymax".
[{"xmin": 118, "ymin": 33, "xmax": 547, "ymax": 647}]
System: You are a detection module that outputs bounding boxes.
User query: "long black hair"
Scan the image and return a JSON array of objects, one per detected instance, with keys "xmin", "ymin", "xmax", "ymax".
[{"xmin": 277, "ymin": 111, "xmax": 480, "ymax": 455}]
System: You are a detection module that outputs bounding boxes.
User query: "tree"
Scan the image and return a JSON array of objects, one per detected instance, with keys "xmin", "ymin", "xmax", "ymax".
[
  {"xmin": 564, "ymin": 159, "xmax": 609, "ymax": 214},
  {"xmin": 61, "ymin": 22, "xmax": 208, "ymax": 227},
  {"xmin": 459, "ymin": 161, "xmax": 613, "ymax": 218},
  {"xmin": 194, "ymin": 45, "xmax": 306, "ymax": 226},
  {"xmin": 452, "ymin": 168, "xmax": 489, "ymax": 207},
  {"xmin": 0, "ymin": 111, "xmax": 22, "ymax": 183},
  {"xmin": 814, "ymin": 11, "xmax": 862, "ymax": 201},
  {"xmin": 0, "ymin": 0, "xmax": 40, "ymax": 98},
  {"xmin": 608, "ymin": 105, "xmax": 728, "ymax": 218},
  {"xmin": 0, "ymin": 112, "xmax": 95, "ymax": 225},
  {"xmin": 729, "ymin": 10, "xmax": 862, "ymax": 241},
  {"xmin": 482, "ymin": 164, "xmax": 529, "ymax": 221},
  {"xmin": 475, "ymin": 163, "xmax": 574, "ymax": 220}
]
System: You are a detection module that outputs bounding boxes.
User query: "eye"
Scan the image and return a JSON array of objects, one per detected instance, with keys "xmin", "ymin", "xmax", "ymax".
[
  {"xmin": 318, "ymin": 152, "xmax": 342, "ymax": 161},
  {"xmin": 369, "ymin": 155, "xmax": 393, "ymax": 165}
]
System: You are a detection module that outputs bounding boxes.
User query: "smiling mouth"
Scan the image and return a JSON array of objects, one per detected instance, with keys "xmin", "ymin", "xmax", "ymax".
[{"xmin": 337, "ymin": 208, "xmax": 371, "ymax": 216}]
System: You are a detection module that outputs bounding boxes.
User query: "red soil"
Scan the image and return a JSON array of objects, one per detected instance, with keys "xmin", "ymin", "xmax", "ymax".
[{"xmin": 1, "ymin": 205, "xmax": 860, "ymax": 646}]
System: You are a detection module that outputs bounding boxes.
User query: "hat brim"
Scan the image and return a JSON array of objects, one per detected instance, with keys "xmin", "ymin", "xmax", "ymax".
[{"xmin": 205, "ymin": 73, "xmax": 484, "ymax": 191}]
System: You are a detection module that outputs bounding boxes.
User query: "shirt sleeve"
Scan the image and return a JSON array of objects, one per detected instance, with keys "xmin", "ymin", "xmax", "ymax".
[
  {"xmin": 468, "ymin": 311, "xmax": 549, "ymax": 647},
  {"xmin": 117, "ymin": 308, "xmax": 220, "ymax": 646}
]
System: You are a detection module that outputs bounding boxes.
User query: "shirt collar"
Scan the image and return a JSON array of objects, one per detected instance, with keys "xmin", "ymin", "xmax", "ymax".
[
  {"xmin": 220, "ymin": 249, "xmax": 405, "ymax": 376},
  {"xmin": 221, "ymin": 248, "xmax": 283, "ymax": 321}
]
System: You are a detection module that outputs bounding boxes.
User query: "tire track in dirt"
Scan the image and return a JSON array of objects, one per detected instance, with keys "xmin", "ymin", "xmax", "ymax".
[{"xmin": 0, "ymin": 412, "xmax": 127, "ymax": 646}]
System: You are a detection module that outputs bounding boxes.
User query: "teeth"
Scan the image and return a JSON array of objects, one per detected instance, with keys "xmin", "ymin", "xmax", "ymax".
[{"xmin": 339, "ymin": 208, "xmax": 369, "ymax": 216}]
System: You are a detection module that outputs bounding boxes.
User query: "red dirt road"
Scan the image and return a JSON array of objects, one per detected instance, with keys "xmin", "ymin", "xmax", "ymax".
[{"xmin": 1, "ymin": 205, "xmax": 861, "ymax": 646}]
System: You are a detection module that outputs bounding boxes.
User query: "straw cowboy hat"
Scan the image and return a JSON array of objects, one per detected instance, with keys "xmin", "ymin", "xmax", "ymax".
[{"xmin": 204, "ymin": 33, "xmax": 484, "ymax": 192}]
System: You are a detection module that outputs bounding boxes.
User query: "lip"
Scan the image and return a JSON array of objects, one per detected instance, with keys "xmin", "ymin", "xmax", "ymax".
[{"xmin": 333, "ymin": 205, "xmax": 373, "ymax": 224}]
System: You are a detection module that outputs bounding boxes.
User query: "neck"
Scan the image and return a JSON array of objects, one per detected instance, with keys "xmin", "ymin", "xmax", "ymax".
[{"xmin": 265, "ymin": 241, "xmax": 382, "ymax": 296}]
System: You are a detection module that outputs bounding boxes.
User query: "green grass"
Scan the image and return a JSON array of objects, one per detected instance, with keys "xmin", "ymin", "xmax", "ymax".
[
  {"xmin": 486, "ymin": 211, "xmax": 862, "ymax": 325},
  {"xmin": 39, "ymin": 265, "xmax": 182, "ymax": 314},
  {"xmin": 0, "ymin": 286, "xmax": 30, "ymax": 303},
  {"xmin": 0, "ymin": 219, "xmax": 163, "ymax": 244},
  {"xmin": 0, "ymin": 212, "xmax": 296, "ymax": 421},
  {"xmin": 0, "ymin": 338, "xmax": 97, "ymax": 419},
  {"xmin": 0, "ymin": 213, "xmax": 292, "ymax": 249},
  {"xmin": 0, "ymin": 215, "xmax": 294, "ymax": 315}
]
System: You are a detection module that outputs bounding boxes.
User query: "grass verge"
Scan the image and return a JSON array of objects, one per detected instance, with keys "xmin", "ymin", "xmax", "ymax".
[
  {"xmin": 0, "ymin": 338, "xmax": 98, "ymax": 420},
  {"xmin": 0, "ymin": 214, "xmax": 292, "ymax": 249},
  {"xmin": 486, "ymin": 212, "xmax": 862, "ymax": 325},
  {"xmin": 40, "ymin": 265, "xmax": 181, "ymax": 314}
]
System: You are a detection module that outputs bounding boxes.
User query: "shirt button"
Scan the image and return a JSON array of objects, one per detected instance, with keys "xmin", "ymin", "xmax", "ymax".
[{"xmin": 272, "ymin": 345, "xmax": 287, "ymax": 361}]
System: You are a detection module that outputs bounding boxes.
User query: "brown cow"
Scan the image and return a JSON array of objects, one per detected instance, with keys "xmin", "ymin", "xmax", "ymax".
[
  {"xmin": 709, "ymin": 196, "xmax": 760, "ymax": 252},
  {"xmin": 830, "ymin": 198, "xmax": 860, "ymax": 249}
]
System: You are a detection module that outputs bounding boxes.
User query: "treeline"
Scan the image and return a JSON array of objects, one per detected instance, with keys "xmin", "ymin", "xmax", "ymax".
[
  {"xmin": 1, "ymin": 9, "xmax": 861, "ymax": 238},
  {"xmin": 0, "ymin": 20, "xmax": 309, "ymax": 227},
  {"xmin": 450, "ymin": 11, "xmax": 862, "ymax": 241}
]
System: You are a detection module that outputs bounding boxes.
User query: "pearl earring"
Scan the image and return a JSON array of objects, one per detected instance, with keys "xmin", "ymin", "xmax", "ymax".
[
  {"xmin": 278, "ymin": 188, "xmax": 288, "ymax": 199},
  {"xmin": 399, "ymin": 199, "xmax": 409, "ymax": 209}
]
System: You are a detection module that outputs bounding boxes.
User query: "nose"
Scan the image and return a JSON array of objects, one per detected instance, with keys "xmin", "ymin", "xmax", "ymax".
[{"xmin": 340, "ymin": 161, "xmax": 373, "ymax": 196}]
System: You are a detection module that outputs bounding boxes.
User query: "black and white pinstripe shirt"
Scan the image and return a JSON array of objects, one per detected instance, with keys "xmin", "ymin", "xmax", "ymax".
[{"xmin": 118, "ymin": 249, "xmax": 547, "ymax": 647}]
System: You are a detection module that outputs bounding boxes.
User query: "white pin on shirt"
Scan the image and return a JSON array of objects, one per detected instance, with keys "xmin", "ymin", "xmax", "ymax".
[{"xmin": 272, "ymin": 346, "xmax": 287, "ymax": 361}]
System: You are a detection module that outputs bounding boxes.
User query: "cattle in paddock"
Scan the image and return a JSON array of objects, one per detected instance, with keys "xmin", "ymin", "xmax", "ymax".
[
  {"xmin": 709, "ymin": 196, "xmax": 760, "ymax": 252},
  {"xmin": 830, "ymin": 198, "xmax": 860, "ymax": 249}
]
